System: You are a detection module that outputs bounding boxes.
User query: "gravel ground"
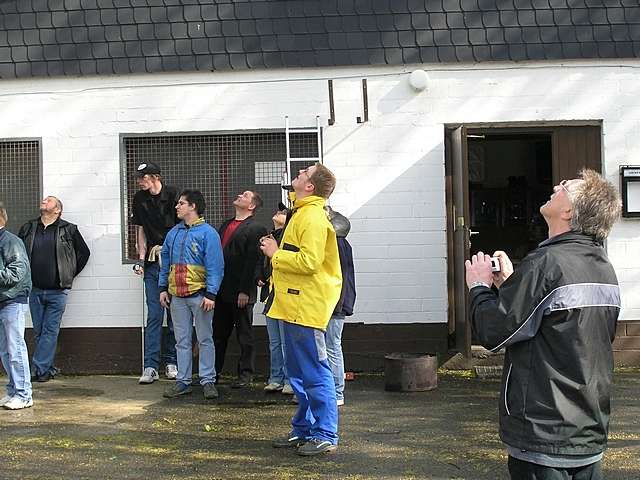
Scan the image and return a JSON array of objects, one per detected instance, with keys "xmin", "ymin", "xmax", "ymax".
[{"xmin": 1, "ymin": 370, "xmax": 638, "ymax": 480}]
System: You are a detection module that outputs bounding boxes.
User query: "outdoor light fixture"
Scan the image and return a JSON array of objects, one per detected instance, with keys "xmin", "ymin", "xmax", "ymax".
[{"xmin": 408, "ymin": 69, "xmax": 429, "ymax": 91}]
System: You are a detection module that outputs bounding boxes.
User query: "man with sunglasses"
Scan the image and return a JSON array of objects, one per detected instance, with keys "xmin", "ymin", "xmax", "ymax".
[{"xmin": 465, "ymin": 170, "xmax": 622, "ymax": 480}]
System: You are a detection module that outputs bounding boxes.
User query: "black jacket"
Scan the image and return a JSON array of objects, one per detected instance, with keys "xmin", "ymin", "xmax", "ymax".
[
  {"xmin": 217, "ymin": 216, "xmax": 267, "ymax": 304},
  {"xmin": 258, "ymin": 227, "xmax": 283, "ymax": 304},
  {"xmin": 470, "ymin": 232, "xmax": 620, "ymax": 456},
  {"xmin": 18, "ymin": 218, "xmax": 90, "ymax": 289}
]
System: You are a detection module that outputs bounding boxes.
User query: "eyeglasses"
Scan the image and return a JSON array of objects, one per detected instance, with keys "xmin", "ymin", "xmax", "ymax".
[{"xmin": 559, "ymin": 179, "xmax": 571, "ymax": 197}]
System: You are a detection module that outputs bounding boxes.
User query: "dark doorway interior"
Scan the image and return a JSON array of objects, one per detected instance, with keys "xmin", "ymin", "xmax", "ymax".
[{"xmin": 467, "ymin": 133, "xmax": 552, "ymax": 264}]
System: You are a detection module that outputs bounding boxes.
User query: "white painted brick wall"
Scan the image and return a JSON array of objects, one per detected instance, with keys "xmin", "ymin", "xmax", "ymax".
[{"xmin": 1, "ymin": 61, "xmax": 639, "ymax": 327}]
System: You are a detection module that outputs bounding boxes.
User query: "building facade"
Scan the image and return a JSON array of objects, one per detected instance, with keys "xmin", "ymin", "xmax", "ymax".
[{"xmin": 1, "ymin": 0, "xmax": 639, "ymax": 372}]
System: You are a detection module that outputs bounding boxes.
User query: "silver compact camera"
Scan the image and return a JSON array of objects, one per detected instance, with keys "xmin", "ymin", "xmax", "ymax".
[{"xmin": 490, "ymin": 257, "xmax": 501, "ymax": 272}]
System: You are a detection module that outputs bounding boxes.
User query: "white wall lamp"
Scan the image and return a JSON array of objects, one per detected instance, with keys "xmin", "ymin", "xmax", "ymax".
[{"xmin": 408, "ymin": 69, "xmax": 429, "ymax": 92}]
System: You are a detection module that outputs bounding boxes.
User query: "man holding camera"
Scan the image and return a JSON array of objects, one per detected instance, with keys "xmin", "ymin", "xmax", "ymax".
[
  {"xmin": 131, "ymin": 162, "xmax": 178, "ymax": 384},
  {"xmin": 465, "ymin": 169, "xmax": 621, "ymax": 480}
]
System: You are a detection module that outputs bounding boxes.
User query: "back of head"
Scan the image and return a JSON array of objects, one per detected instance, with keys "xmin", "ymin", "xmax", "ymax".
[
  {"xmin": 326, "ymin": 206, "xmax": 351, "ymax": 237},
  {"xmin": 309, "ymin": 163, "xmax": 337, "ymax": 199},
  {"xmin": 570, "ymin": 169, "xmax": 621, "ymax": 242}
]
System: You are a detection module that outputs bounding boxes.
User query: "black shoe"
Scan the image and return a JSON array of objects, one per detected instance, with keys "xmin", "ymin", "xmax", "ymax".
[
  {"xmin": 272, "ymin": 434, "xmax": 307, "ymax": 449},
  {"xmin": 231, "ymin": 375, "xmax": 253, "ymax": 389},
  {"xmin": 36, "ymin": 371, "xmax": 54, "ymax": 383},
  {"xmin": 203, "ymin": 383, "xmax": 219, "ymax": 400}
]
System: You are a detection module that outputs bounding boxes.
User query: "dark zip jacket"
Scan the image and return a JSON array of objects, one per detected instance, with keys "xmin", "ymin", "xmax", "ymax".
[
  {"xmin": 0, "ymin": 228, "xmax": 32, "ymax": 304},
  {"xmin": 327, "ymin": 207, "xmax": 356, "ymax": 317},
  {"xmin": 18, "ymin": 218, "xmax": 90, "ymax": 289},
  {"xmin": 470, "ymin": 232, "xmax": 620, "ymax": 456}
]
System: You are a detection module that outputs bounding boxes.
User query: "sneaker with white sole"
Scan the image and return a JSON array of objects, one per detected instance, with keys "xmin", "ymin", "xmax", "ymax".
[
  {"xmin": 296, "ymin": 438, "xmax": 337, "ymax": 456},
  {"xmin": 0, "ymin": 395, "xmax": 13, "ymax": 407},
  {"xmin": 264, "ymin": 382, "xmax": 284, "ymax": 393},
  {"xmin": 165, "ymin": 364, "xmax": 178, "ymax": 380},
  {"xmin": 281, "ymin": 384, "xmax": 294, "ymax": 395},
  {"xmin": 3, "ymin": 397, "xmax": 33, "ymax": 410},
  {"xmin": 138, "ymin": 367, "xmax": 159, "ymax": 384},
  {"xmin": 272, "ymin": 434, "xmax": 308, "ymax": 449}
]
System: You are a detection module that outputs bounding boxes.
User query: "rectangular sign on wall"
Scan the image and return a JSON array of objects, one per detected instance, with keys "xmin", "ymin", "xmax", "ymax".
[{"xmin": 620, "ymin": 166, "xmax": 640, "ymax": 218}]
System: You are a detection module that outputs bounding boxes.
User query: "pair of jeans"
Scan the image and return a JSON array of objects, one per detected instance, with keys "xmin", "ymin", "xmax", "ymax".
[
  {"xmin": 283, "ymin": 321, "xmax": 339, "ymax": 445},
  {"xmin": 0, "ymin": 303, "xmax": 32, "ymax": 401},
  {"xmin": 170, "ymin": 294, "xmax": 215, "ymax": 385},
  {"xmin": 325, "ymin": 313, "xmax": 345, "ymax": 401},
  {"xmin": 143, "ymin": 262, "xmax": 176, "ymax": 370},
  {"xmin": 213, "ymin": 300, "xmax": 255, "ymax": 379},
  {"xmin": 508, "ymin": 457, "xmax": 603, "ymax": 480},
  {"xmin": 29, "ymin": 288, "xmax": 69, "ymax": 377},
  {"xmin": 265, "ymin": 316, "xmax": 288, "ymax": 385}
]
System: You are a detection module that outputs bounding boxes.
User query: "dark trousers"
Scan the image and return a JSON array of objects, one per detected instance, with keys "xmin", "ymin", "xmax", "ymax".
[
  {"xmin": 508, "ymin": 457, "xmax": 603, "ymax": 480},
  {"xmin": 213, "ymin": 300, "xmax": 255, "ymax": 379}
]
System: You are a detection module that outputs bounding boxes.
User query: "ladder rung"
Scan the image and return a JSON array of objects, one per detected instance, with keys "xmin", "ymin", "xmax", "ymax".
[
  {"xmin": 288, "ymin": 128, "xmax": 319, "ymax": 133},
  {"xmin": 287, "ymin": 157, "xmax": 321, "ymax": 162}
]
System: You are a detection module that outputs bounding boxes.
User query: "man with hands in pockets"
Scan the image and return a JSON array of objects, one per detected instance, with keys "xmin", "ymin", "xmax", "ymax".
[{"xmin": 465, "ymin": 169, "xmax": 621, "ymax": 480}]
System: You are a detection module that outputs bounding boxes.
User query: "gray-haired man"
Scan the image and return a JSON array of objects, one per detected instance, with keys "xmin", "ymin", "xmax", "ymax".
[{"xmin": 466, "ymin": 169, "xmax": 622, "ymax": 480}]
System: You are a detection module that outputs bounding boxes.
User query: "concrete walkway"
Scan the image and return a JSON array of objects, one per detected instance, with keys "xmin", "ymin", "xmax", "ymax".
[{"xmin": 1, "ymin": 371, "xmax": 639, "ymax": 480}]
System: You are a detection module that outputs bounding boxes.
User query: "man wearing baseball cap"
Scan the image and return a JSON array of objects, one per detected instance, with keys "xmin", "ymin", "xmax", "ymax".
[{"xmin": 130, "ymin": 162, "xmax": 179, "ymax": 384}]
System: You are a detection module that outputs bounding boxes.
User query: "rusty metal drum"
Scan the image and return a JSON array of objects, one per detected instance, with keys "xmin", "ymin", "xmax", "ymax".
[{"xmin": 384, "ymin": 353, "xmax": 438, "ymax": 392}]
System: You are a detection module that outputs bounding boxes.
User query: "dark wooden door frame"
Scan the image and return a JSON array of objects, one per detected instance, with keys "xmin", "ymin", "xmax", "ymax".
[{"xmin": 445, "ymin": 122, "xmax": 603, "ymax": 356}]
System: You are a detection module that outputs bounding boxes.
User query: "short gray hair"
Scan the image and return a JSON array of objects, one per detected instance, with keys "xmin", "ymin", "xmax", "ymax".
[
  {"xmin": 0, "ymin": 202, "xmax": 7, "ymax": 227},
  {"xmin": 570, "ymin": 169, "xmax": 621, "ymax": 243}
]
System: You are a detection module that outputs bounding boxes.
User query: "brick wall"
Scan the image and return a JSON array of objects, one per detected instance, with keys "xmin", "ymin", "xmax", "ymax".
[{"xmin": 614, "ymin": 321, "xmax": 640, "ymax": 366}]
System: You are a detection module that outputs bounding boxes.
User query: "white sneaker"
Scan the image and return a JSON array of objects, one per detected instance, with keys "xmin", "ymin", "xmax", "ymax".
[
  {"xmin": 165, "ymin": 364, "xmax": 178, "ymax": 380},
  {"xmin": 282, "ymin": 384, "xmax": 294, "ymax": 395},
  {"xmin": 337, "ymin": 398, "xmax": 345, "ymax": 406},
  {"xmin": 264, "ymin": 382, "xmax": 284, "ymax": 392},
  {"xmin": 3, "ymin": 397, "xmax": 33, "ymax": 410},
  {"xmin": 0, "ymin": 395, "xmax": 13, "ymax": 406},
  {"xmin": 138, "ymin": 367, "xmax": 159, "ymax": 384}
]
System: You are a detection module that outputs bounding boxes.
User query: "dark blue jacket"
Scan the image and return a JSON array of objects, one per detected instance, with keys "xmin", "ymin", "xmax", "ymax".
[
  {"xmin": 334, "ymin": 236, "xmax": 355, "ymax": 316},
  {"xmin": 326, "ymin": 207, "xmax": 356, "ymax": 317}
]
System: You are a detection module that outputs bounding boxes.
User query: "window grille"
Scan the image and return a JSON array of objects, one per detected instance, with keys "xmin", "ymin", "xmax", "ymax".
[
  {"xmin": 120, "ymin": 131, "xmax": 318, "ymax": 261},
  {"xmin": 0, "ymin": 139, "xmax": 41, "ymax": 234}
]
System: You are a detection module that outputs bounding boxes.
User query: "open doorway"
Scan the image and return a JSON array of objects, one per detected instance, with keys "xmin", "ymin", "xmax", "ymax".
[
  {"xmin": 445, "ymin": 123, "xmax": 602, "ymax": 356},
  {"xmin": 467, "ymin": 133, "xmax": 551, "ymax": 263}
]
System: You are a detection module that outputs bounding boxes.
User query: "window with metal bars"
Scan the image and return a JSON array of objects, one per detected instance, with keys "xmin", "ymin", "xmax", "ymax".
[
  {"xmin": 120, "ymin": 131, "xmax": 319, "ymax": 262},
  {"xmin": 0, "ymin": 139, "xmax": 41, "ymax": 234}
]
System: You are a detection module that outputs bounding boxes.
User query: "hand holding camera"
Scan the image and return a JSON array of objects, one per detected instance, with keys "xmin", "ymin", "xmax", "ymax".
[
  {"xmin": 465, "ymin": 250, "xmax": 515, "ymax": 290},
  {"xmin": 491, "ymin": 250, "xmax": 514, "ymax": 288}
]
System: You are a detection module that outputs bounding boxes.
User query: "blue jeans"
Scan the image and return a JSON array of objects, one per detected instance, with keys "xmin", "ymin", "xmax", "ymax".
[
  {"xmin": 325, "ymin": 313, "xmax": 345, "ymax": 401},
  {"xmin": 170, "ymin": 294, "xmax": 215, "ymax": 385},
  {"xmin": 283, "ymin": 321, "xmax": 339, "ymax": 445},
  {"xmin": 0, "ymin": 303, "xmax": 32, "ymax": 401},
  {"xmin": 29, "ymin": 288, "xmax": 69, "ymax": 377},
  {"xmin": 144, "ymin": 263, "xmax": 176, "ymax": 370},
  {"xmin": 265, "ymin": 316, "xmax": 288, "ymax": 385}
]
